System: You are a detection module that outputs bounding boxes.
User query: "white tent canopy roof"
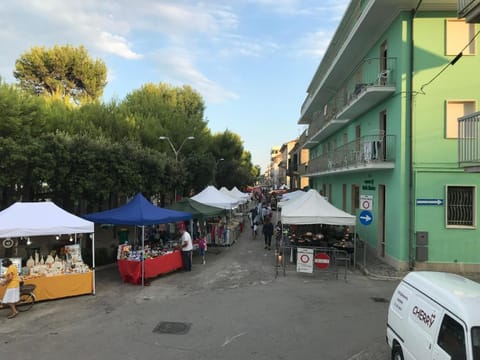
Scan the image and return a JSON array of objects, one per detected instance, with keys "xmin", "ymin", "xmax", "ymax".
[
  {"xmin": 220, "ymin": 187, "xmax": 247, "ymax": 204},
  {"xmin": 277, "ymin": 190, "xmax": 306, "ymax": 208},
  {"xmin": 191, "ymin": 186, "xmax": 239, "ymax": 210},
  {"xmin": 0, "ymin": 202, "xmax": 94, "ymax": 238},
  {"xmin": 281, "ymin": 189, "xmax": 356, "ymax": 225},
  {"xmin": 231, "ymin": 186, "xmax": 250, "ymax": 200}
]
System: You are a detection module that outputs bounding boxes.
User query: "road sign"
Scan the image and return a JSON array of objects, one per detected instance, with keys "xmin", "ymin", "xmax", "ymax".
[
  {"xmin": 416, "ymin": 198, "xmax": 443, "ymax": 206},
  {"xmin": 296, "ymin": 248, "xmax": 313, "ymax": 273},
  {"xmin": 360, "ymin": 195, "xmax": 373, "ymax": 210},
  {"xmin": 314, "ymin": 252, "xmax": 330, "ymax": 269},
  {"xmin": 359, "ymin": 210, "xmax": 373, "ymax": 226}
]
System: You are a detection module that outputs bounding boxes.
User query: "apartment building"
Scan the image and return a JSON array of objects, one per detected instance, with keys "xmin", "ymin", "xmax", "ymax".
[{"xmin": 297, "ymin": 0, "xmax": 480, "ymax": 271}]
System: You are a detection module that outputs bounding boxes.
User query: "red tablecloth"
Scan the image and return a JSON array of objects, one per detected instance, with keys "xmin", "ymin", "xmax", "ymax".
[{"xmin": 117, "ymin": 251, "xmax": 183, "ymax": 284}]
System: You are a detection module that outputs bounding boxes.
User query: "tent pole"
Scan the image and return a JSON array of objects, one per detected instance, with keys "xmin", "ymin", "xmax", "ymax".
[
  {"xmin": 92, "ymin": 233, "xmax": 96, "ymax": 295},
  {"xmin": 141, "ymin": 226, "xmax": 145, "ymax": 288}
]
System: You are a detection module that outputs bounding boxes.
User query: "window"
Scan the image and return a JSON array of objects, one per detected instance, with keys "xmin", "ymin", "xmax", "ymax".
[
  {"xmin": 351, "ymin": 185, "xmax": 360, "ymax": 213},
  {"xmin": 446, "ymin": 101, "xmax": 476, "ymax": 138},
  {"xmin": 446, "ymin": 19, "xmax": 476, "ymax": 56},
  {"xmin": 472, "ymin": 327, "xmax": 480, "ymax": 360},
  {"xmin": 446, "ymin": 185, "xmax": 476, "ymax": 227},
  {"xmin": 437, "ymin": 314, "xmax": 467, "ymax": 360}
]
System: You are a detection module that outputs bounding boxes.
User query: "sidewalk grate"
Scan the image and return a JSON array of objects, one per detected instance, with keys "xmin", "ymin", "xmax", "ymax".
[{"xmin": 153, "ymin": 321, "xmax": 192, "ymax": 335}]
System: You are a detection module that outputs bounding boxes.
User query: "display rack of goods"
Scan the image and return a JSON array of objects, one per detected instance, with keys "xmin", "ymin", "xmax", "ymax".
[{"xmin": 22, "ymin": 245, "xmax": 91, "ymax": 280}]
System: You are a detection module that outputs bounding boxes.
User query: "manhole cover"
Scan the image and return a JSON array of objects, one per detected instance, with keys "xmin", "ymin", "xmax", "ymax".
[
  {"xmin": 371, "ymin": 297, "xmax": 389, "ymax": 303},
  {"xmin": 153, "ymin": 321, "xmax": 192, "ymax": 335}
]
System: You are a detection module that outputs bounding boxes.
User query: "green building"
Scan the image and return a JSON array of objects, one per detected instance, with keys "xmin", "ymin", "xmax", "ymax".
[{"xmin": 297, "ymin": 0, "xmax": 480, "ymax": 272}]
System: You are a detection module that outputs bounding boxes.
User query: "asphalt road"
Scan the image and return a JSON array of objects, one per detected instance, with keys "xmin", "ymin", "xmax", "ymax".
[{"xmin": 0, "ymin": 222, "xmax": 399, "ymax": 360}]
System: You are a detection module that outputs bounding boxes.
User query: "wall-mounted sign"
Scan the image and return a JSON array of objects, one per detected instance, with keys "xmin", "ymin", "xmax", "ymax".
[{"xmin": 360, "ymin": 195, "xmax": 373, "ymax": 210}]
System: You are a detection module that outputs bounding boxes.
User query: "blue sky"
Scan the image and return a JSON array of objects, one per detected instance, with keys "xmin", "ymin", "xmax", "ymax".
[{"xmin": 0, "ymin": 0, "xmax": 349, "ymax": 172}]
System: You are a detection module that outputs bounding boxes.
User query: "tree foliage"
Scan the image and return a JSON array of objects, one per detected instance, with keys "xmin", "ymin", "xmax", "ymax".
[
  {"xmin": 1, "ymin": 62, "xmax": 259, "ymax": 211},
  {"xmin": 14, "ymin": 45, "xmax": 107, "ymax": 105}
]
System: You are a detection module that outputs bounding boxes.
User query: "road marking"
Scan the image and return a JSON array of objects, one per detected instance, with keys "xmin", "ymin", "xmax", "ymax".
[{"xmin": 221, "ymin": 332, "xmax": 247, "ymax": 347}]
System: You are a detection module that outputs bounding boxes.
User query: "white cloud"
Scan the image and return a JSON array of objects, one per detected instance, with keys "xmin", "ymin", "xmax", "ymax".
[
  {"xmin": 151, "ymin": 47, "xmax": 238, "ymax": 104},
  {"xmin": 296, "ymin": 30, "xmax": 335, "ymax": 59},
  {"xmin": 95, "ymin": 32, "xmax": 143, "ymax": 60}
]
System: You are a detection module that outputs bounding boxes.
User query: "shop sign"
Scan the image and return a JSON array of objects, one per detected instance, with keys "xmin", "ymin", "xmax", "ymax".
[{"xmin": 362, "ymin": 179, "xmax": 376, "ymax": 191}]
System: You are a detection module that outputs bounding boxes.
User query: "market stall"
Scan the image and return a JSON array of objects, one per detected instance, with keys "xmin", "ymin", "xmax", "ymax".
[
  {"xmin": 117, "ymin": 250, "xmax": 182, "ymax": 284},
  {"xmin": 83, "ymin": 193, "xmax": 192, "ymax": 287},
  {"xmin": 280, "ymin": 189, "xmax": 356, "ymax": 273},
  {"xmin": 191, "ymin": 186, "xmax": 241, "ymax": 246},
  {"xmin": 0, "ymin": 201, "xmax": 95, "ymax": 300}
]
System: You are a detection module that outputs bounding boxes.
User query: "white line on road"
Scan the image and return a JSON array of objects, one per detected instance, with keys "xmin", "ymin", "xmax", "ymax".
[{"xmin": 221, "ymin": 332, "xmax": 247, "ymax": 347}]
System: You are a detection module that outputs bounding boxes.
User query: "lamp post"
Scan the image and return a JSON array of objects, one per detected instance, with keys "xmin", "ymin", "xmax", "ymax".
[
  {"xmin": 212, "ymin": 158, "xmax": 224, "ymax": 186},
  {"xmin": 159, "ymin": 135, "xmax": 195, "ymax": 200}
]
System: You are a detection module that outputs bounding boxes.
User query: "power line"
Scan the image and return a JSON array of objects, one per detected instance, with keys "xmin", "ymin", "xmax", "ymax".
[{"xmin": 419, "ymin": 29, "xmax": 480, "ymax": 95}]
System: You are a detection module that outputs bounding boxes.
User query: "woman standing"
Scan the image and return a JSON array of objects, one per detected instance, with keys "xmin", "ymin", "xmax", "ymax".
[{"xmin": 1, "ymin": 258, "xmax": 20, "ymax": 318}]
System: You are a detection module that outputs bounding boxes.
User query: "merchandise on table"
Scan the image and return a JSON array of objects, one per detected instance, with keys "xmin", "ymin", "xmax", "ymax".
[
  {"xmin": 21, "ymin": 244, "xmax": 91, "ymax": 280},
  {"xmin": 117, "ymin": 243, "xmax": 178, "ymax": 261}
]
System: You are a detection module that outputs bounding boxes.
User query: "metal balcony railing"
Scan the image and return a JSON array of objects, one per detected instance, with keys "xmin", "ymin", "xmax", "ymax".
[
  {"xmin": 459, "ymin": 112, "xmax": 480, "ymax": 166},
  {"xmin": 303, "ymin": 57, "xmax": 396, "ymax": 147},
  {"xmin": 458, "ymin": 0, "xmax": 480, "ymax": 22},
  {"xmin": 300, "ymin": 134, "xmax": 396, "ymax": 176}
]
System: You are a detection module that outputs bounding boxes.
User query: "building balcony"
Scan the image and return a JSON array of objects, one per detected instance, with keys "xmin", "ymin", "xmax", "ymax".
[
  {"xmin": 302, "ymin": 57, "xmax": 396, "ymax": 148},
  {"xmin": 459, "ymin": 111, "xmax": 480, "ymax": 170},
  {"xmin": 458, "ymin": 0, "xmax": 480, "ymax": 23},
  {"xmin": 299, "ymin": 134, "xmax": 396, "ymax": 176}
]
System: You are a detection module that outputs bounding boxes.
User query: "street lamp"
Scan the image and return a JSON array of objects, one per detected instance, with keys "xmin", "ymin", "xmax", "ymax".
[
  {"xmin": 212, "ymin": 158, "xmax": 224, "ymax": 186},
  {"xmin": 159, "ymin": 135, "xmax": 195, "ymax": 200},
  {"xmin": 159, "ymin": 136, "xmax": 195, "ymax": 163}
]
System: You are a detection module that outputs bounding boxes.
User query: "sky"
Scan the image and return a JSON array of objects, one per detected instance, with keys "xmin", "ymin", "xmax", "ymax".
[{"xmin": 0, "ymin": 0, "xmax": 349, "ymax": 172}]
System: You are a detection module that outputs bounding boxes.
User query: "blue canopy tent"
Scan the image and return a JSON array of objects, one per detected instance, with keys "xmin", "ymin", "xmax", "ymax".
[{"xmin": 83, "ymin": 193, "xmax": 192, "ymax": 286}]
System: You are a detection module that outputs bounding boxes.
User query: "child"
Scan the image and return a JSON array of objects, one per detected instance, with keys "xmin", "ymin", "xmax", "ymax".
[
  {"xmin": 252, "ymin": 222, "xmax": 258, "ymax": 240},
  {"xmin": 198, "ymin": 233, "xmax": 207, "ymax": 264}
]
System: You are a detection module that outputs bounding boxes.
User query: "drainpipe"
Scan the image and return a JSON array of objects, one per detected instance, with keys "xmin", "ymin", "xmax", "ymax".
[{"xmin": 408, "ymin": 4, "xmax": 421, "ymax": 270}]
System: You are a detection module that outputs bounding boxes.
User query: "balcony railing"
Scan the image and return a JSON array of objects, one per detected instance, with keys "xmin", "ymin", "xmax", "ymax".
[
  {"xmin": 299, "ymin": 134, "xmax": 396, "ymax": 176},
  {"xmin": 458, "ymin": 0, "xmax": 480, "ymax": 22},
  {"xmin": 303, "ymin": 57, "xmax": 396, "ymax": 148},
  {"xmin": 459, "ymin": 111, "xmax": 480, "ymax": 166}
]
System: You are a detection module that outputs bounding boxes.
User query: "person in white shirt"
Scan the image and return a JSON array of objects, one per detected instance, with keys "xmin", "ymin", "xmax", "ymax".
[{"xmin": 179, "ymin": 223, "xmax": 193, "ymax": 271}]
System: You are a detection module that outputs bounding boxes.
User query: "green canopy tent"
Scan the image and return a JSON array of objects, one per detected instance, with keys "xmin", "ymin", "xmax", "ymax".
[
  {"xmin": 168, "ymin": 198, "xmax": 226, "ymax": 248},
  {"xmin": 167, "ymin": 198, "xmax": 224, "ymax": 220}
]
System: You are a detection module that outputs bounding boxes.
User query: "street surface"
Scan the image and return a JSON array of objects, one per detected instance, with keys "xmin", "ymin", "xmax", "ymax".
[{"xmin": 0, "ymin": 220, "xmax": 399, "ymax": 360}]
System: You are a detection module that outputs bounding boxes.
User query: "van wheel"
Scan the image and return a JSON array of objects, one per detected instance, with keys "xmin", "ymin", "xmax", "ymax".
[{"xmin": 392, "ymin": 345, "xmax": 404, "ymax": 360}]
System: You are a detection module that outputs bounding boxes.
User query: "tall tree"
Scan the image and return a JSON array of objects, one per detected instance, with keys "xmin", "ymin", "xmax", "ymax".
[{"xmin": 14, "ymin": 45, "xmax": 107, "ymax": 105}]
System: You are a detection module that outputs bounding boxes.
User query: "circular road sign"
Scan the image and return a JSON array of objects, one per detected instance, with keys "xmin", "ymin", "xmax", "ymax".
[
  {"xmin": 359, "ymin": 210, "xmax": 373, "ymax": 226},
  {"xmin": 314, "ymin": 252, "xmax": 330, "ymax": 269}
]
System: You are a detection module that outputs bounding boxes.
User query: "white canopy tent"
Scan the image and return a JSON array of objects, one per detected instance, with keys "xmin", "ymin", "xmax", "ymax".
[
  {"xmin": 281, "ymin": 189, "xmax": 356, "ymax": 225},
  {"xmin": 231, "ymin": 186, "xmax": 250, "ymax": 201},
  {"xmin": 0, "ymin": 201, "xmax": 96, "ymax": 293},
  {"xmin": 277, "ymin": 190, "xmax": 306, "ymax": 208},
  {"xmin": 0, "ymin": 202, "xmax": 94, "ymax": 237},
  {"xmin": 191, "ymin": 186, "xmax": 239, "ymax": 210},
  {"xmin": 219, "ymin": 186, "xmax": 247, "ymax": 204}
]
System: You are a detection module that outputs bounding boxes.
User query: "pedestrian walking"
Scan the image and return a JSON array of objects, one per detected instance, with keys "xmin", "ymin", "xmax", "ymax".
[
  {"xmin": 198, "ymin": 232, "xmax": 207, "ymax": 265},
  {"xmin": 262, "ymin": 218, "xmax": 274, "ymax": 250}
]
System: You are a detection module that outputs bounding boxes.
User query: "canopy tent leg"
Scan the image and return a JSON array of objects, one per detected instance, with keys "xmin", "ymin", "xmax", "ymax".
[
  {"xmin": 92, "ymin": 233, "xmax": 96, "ymax": 295},
  {"xmin": 141, "ymin": 226, "xmax": 145, "ymax": 288}
]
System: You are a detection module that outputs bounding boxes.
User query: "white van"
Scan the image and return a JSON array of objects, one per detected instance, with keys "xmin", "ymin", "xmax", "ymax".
[{"xmin": 387, "ymin": 271, "xmax": 480, "ymax": 360}]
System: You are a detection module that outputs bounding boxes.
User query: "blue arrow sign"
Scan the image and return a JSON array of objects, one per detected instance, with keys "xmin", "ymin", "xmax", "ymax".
[
  {"xmin": 359, "ymin": 210, "xmax": 373, "ymax": 226},
  {"xmin": 416, "ymin": 198, "xmax": 444, "ymax": 206}
]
